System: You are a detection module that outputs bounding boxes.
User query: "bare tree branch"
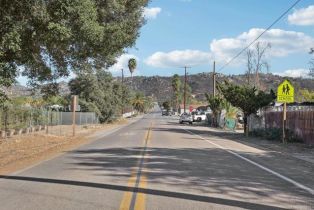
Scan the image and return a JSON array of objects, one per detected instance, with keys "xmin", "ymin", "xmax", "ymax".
[{"xmin": 245, "ymin": 42, "xmax": 271, "ymax": 89}]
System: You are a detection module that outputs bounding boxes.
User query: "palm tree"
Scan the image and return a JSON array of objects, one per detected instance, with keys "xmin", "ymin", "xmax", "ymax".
[
  {"xmin": 128, "ymin": 58, "xmax": 137, "ymax": 78},
  {"xmin": 205, "ymin": 93, "xmax": 225, "ymax": 127},
  {"xmin": 131, "ymin": 92, "xmax": 145, "ymax": 113}
]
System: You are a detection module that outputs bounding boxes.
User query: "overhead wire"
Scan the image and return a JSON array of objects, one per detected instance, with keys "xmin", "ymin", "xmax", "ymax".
[{"xmin": 217, "ymin": 0, "xmax": 302, "ymax": 72}]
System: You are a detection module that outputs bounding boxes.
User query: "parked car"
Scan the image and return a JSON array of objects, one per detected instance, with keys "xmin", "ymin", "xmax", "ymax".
[
  {"xmin": 162, "ymin": 110, "xmax": 172, "ymax": 116},
  {"xmin": 192, "ymin": 111, "xmax": 207, "ymax": 122},
  {"xmin": 179, "ymin": 113, "xmax": 193, "ymax": 124}
]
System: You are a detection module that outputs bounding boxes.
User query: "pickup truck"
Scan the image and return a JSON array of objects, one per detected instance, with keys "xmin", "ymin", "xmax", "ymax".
[{"xmin": 192, "ymin": 111, "xmax": 207, "ymax": 122}]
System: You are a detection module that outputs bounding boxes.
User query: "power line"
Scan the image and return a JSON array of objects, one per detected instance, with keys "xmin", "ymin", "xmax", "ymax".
[{"xmin": 218, "ymin": 0, "xmax": 302, "ymax": 72}]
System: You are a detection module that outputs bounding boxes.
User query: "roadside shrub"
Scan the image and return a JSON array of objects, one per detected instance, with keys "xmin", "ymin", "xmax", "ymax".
[{"xmin": 250, "ymin": 128, "xmax": 302, "ymax": 143}]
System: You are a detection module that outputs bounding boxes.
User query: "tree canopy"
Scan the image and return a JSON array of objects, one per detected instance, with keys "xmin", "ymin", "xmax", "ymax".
[
  {"xmin": 0, "ymin": 0, "xmax": 148, "ymax": 93},
  {"xmin": 219, "ymin": 82, "xmax": 275, "ymax": 135},
  {"xmin": 69, "ymin": 66, "xmax": 130, "ymax": 122}
]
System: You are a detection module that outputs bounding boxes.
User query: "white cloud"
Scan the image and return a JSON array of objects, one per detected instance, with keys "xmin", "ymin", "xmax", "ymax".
[
  {"xmin": 108, "ymin": 54, "xmax": 139, "ymax": 73},
  {"xmin": 145, "ymin": 28, "xmax": 314, "ymax": 69},
  {"xmin": 143, "ymin": 7, "xmax": 162, "ymax": 19},
  {"xmin": 210, "ymin": 28, "xmax": 314, "ymax": 63},
  {"xmin": 274, "ymin": 69, "xmax": 310, "ymax": 78},
  {"xmin": 144, "ymin": 50, "xmax": 212, "ymax": 68},
  {"xmin": 288, "ymin": 5, "xmax": 314, "ymax": 26}
]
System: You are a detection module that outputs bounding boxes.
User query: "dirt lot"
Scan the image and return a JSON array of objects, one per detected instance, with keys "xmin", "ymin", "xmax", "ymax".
[{"xmin": 0, "ymin": 119, "xmax": 128, "ymax": 175}]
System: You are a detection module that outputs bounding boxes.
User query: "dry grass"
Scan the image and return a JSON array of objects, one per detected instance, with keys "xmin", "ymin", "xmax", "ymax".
[{"xmin": 0, "ymin": 119, "xmax": 128, "ymax": 175}]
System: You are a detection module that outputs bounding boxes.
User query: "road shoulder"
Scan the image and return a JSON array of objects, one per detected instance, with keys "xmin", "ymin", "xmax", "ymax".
[{"xmin": 0, "ymin": 116, "xmax": 142, "ymax": 175}]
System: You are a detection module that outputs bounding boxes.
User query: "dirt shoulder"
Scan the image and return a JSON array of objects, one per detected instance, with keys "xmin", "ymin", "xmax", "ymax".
[
  {"xmin": 0, "ymin": 119, "xmax": 130, "ymax": 175},
  {"xmin": 209, "ymin": 127, "xmax": 314, "ymax": 165}
]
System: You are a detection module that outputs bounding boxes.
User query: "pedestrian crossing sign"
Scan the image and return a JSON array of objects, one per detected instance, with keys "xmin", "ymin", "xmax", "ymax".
[{"xmin": 277, "ymin": 80, "xmax": 294, "ymax": 103}]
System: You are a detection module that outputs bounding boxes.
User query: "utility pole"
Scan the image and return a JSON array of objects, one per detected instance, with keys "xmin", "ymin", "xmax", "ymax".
[
  {"xmin": 121, "ymin": 69, "xmax": 124, "ymax": 117},
  {"xmin": 180, "ymin": 66, "xmax": 191, "ymax": 113},
  {"xmin": 213, "ymin": 61, "xmax": 216, "ymax": 97}
]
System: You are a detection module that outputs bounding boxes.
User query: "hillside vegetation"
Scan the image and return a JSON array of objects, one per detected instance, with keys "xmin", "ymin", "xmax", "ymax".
[{"xmin": 8, "ymin": 73, "xmax": 314, "ymax": 103}]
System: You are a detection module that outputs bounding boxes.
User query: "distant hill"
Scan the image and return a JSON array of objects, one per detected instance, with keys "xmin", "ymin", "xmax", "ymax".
[
  {"xmin": 7, "ymin": 73, "xmax": 314, "ymax": 102},
  {"xmin": 122, "ymin": 73, "xmax": 314, "ymax": 102},
  {"xmin": 5, "ymin": 81, "xmax": 70, "ymax": 98}
]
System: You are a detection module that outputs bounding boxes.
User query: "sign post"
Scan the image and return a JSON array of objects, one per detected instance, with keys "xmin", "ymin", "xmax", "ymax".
[
  {"xmin": 71, "ymin": 95, "xmax": 78, "ymax": 137},
  {"xmin": 277, "ymin": 80, "xmax": 294, "ymax": 143}
]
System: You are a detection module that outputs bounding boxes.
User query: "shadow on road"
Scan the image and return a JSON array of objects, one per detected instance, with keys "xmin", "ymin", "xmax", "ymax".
[
  {"xmin": 0, "ymin": 175, "xmax": 288, "ymax": 210},
  {"xmin": 65, "ymin": 145, "xmax": 313, "ymax": 209},
  {"xmin": 153, "ymin": 125, "xmax": 242, "ymax": 139}
]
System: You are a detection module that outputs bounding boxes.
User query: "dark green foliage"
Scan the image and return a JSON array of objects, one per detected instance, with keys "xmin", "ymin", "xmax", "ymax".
[
  {"xmin": 69, "ymin": 66, "xmax": 130, "ymax": 123},
  {"xmin": 162, "ymin": 101, "xmax": 171, "ymax": 111},
  {"xmin": 219, "ymin": 82, "xmax": 276, "ymax": 135},
  {"xmin": 0, "ymin": 0, "xmax": 148, "ymax": 97}
]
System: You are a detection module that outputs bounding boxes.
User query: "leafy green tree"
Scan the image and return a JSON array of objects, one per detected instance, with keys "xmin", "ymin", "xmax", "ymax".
[
  {"xmin": 128, "ymin": 58, "xmax": 137, "ymax": 78},
  {"xmin": 0, "ymin": 0, "xmax": 148, "ymax": 98},
  {"xmin": 205, "ymin": 94, "xmax": 225, "ymax": 127},
  {"xmin": 171, "ymin": 74, "xmax": 181, "ymax": 111},
  {"xmin": 219, "ymin": 82, "xmax": 275, "ymax": 136},
  {"xmin": 69, "ymin": 65, "xmax": 129, "ymax": 122}
]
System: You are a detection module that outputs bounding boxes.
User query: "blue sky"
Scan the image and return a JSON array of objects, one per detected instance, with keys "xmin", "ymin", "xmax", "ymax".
[
  {"xmin": 17, "ymin": 0, "xmax": 314, "ymax": 85},
  {"xmin": 111, "ymin": 0, "xmax": 314, "ymax": 78}
]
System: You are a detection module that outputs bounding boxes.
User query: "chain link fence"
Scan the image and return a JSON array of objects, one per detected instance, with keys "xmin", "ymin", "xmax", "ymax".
[{"xmin": 0, "ymin": 106, "xmax": 98, "ymax": 138}]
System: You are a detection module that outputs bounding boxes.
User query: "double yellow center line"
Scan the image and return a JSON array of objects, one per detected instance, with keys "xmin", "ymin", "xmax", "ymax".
[{"xmin": 119, "ymin": 123, "xmax": 152, "ymax": 210}]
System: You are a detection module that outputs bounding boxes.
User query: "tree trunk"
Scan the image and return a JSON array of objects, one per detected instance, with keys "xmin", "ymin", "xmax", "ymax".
[{"xmin": 243, "ymin": 114, "xmax": 249, "ymax": 137}]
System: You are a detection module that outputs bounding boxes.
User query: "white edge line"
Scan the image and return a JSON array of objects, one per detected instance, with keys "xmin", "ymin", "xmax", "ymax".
[{"xmin": 183, "ymin": 128, "xmax": 314, "ymax": 196}]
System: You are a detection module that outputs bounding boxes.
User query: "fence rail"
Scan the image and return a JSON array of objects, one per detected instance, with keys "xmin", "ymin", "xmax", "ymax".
[
  {"xmin": 256, "ymin": 109, "xmax": 314, "ymax": 145},
  {"xmin": 0, "ymin": 107, "xmax": 98, "ymax": 138}
]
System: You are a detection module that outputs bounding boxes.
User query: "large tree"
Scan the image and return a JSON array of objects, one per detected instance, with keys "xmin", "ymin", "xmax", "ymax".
[
  {"xmin": 0, "ymin": 0, "xmax": 148, "ymax": 97},
  {"xmin": 69, "ymin": 65, "xmax": 130, "ymax": 122},
  {"xmin": 219, "ymin": 82, "xmax": 275, "ymax": 136}
]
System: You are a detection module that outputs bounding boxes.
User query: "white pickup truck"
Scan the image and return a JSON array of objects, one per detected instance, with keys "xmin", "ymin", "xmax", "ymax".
[{"xmin": 192, "ymin": 111, "xmax": 207, "ymax": 122}]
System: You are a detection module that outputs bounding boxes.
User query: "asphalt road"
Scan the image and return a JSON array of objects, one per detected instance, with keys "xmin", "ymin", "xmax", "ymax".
[{"xmin": 0, "ymin": 109, "xmax": 313, "ymax": 210}]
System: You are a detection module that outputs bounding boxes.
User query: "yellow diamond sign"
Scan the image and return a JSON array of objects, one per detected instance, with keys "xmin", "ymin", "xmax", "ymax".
[{"xmin": 277, "ymin": 80, "xmax": 294, "ymax": 103}]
